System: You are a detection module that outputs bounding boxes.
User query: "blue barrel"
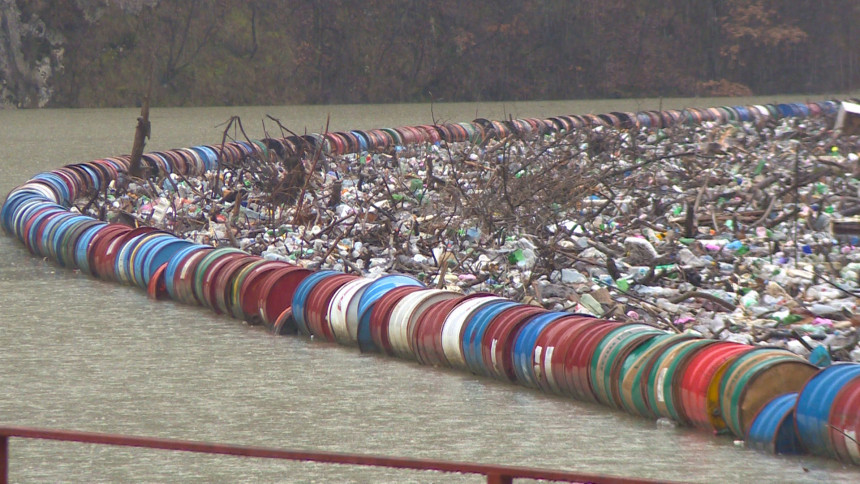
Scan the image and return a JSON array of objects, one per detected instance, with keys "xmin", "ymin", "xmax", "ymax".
[
  {"xmin": 14, "ymin": 201, "xmax": 59, "ymax": 243},
  {"xmin": 56, "ymin": 218, "xmax": 103, "ymax": 268},
  {"xmin": 820, "ymin": 100, "xmax": 839, "ymax": 115},
  {"xmin": 114, "ymin": 232, "xmax": 153, "ymax": 284},
  {"xmin": 6, "ymin": 196, "xmax": 49, "ymax": 236},
  {"xmin": 356, "ymin": 274, "xmax": 424, "ymax": 353},
  {"xmin": 733, "ymin": 106, "xmax": 751, "ymax": 122},
  {"xmin": 132, "ymin": 236, "xmax": 176, "ymax": 288},
  {"xmin": 31, "ymin": 173, "xmax": 70, "ymax": 205},
  {"xmin": 48, "ymin": 215, "xmax": 91, "ymax": 263},
  {"xmin": 191, "ymin": 145, "xmax": 219, "ymax": 171},
  {"xmin": 793, "ymin": 103, "xmax": 810, "ymax": 117},
  {"xmin": 1, "ymin": 191, "xmax": 41, "ymax": 233},
  {"xmin": 511, "ymin": 311, "xmax": 568, "ymax": 388},
  {"xmin": 164, "ymin": 244, "xmax": 212, "ymax": 301},
  {"xmin": 25, "ymin": 207, "xmax": 67, "ymax": 253},
  {"xmin": 462, "ymin": 300, "xmax": 519, "ymax": 376},
  {"xmin": 38, "ymin": 212, "xmax": 77, "ymax": 259},
  {"xmin": 133, "ymin": 234, "xmax": 179, "ymax": 288},
  {"xmin": 140, "ymin": 238, "xmax": 195, "ymax": 288},
  {"xmin": 350, "ymin": 131, "xmax": 369, "ymax": 152},
  {"xmin": 795, "ymin": 363, "xmax": 860, "ymax": 457},
  {"xmin": 129, "ymin": 234, "xmax": 178, "ymax": 288},
  {"xmin": 291, "ymin": 270, "xmax": 340, "ymax": 336},
  {"xmin": 72, "ymin": 222, "xmax": 109, "ymax": 274},
  {"xmin": 74, "ymin": 163, "xmax": 101, "ymax": 190},
  {"xmin": 746, "ymin": 392, "xmax": 804, "ymax": 455}
]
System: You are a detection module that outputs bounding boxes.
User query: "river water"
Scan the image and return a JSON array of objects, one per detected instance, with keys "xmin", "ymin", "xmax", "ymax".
[{"xmin": 1, "ymin": 98, "xmax": 858, "ymax": 483}]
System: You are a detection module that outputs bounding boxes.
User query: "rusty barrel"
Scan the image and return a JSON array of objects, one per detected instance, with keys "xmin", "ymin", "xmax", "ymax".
[{"xmin": 718, "ymin": 348, "xmax": 817, "ymax": 438}]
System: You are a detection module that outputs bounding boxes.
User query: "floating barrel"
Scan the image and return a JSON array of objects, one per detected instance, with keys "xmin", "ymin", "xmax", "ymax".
[
  {"xmin": 370, "ymin": 285, "xmax": 425, "ymax": 355},
  {"xmin": 645, "ymin": 339, "xmax": 714, "ymax": 421},
  {"xmin": 562, "ymin": 321, "xmax": 624, "ymax": 403},
  {"xmin": 171, "ymin": 247, "xmax": 215, "ymax": 306},
  {"xmin": 414, "ymin": 295, "xmax": 470, "ymax": 367},
  {"xmin": 236, "ymin": 260, "xmax": 289, "ymax": 324},
  {"xmin": 440, "ymin": 295, "xmax": 505, "ymax": 371},
  {"xmin": 193, "ymin": 248, "xmax": 246, "ymax": 311},
  {"xmin": 388, "ymin": 288, "xmax": 457, "ymax": 360},
  {"xmin": 590, "ymin": 325, "xmax": 664, "ymax": 409},
  {"xmin": 87, "ymin": 224, "xmax": 135, "ymax": 280},
  {"xmin": 211, "ymin": 254, "xmax": 260, "ymax": 315},
  {"xmin": 228, "ymin": 259, "xmax": 272, "ymax": 320},
  {"xmin": 795, "ymin": 364, "xmax": 860, "ymax": 458},
  {"xmin": 719, "ymin": 348, "xmax": 816, "ymax": 438},
  {"xmin": 257, "ymin": 265, "xmax": 312, "ymax": 327},
  {"xmin": 481, "ymin": 305, "xmax": 546, "ymax": 382},
  {"xmin": 678, "ymin": 341, "xmax": 753, "ymax": 430},
  {"xmin": 140, "ymin": 238, "xmax": 197, "ymax": 289},
  {"xmin": 356, "ymin": 274, "xmax": 424, "ymax": 353},
  {"xmin": 828, "ymin": 373, "xmax": 860, "ymax": 465},
  {"xmin": 619, "ymin": 333, "xmax": 699, "ymax": 417},
  {"xmin": 304, "ymin": 273, "xmax": 359, "ymax": 341},
  {"xmin": 511, "ymin": 311, "xmax": 569, "ymax": 388},
  {"xmin": 57, "ymin": 217, "xmax": 104, "ymax": 268},
  {"xmin": 745, "ymin": 392, "xmax": 804, "ymax": 455},
  {"xmin": 147, "ymin": 262, "xmax": 170, "ymax": 300},
  {"xmin": 462, "ymin": 300, "xmax": 520, "ymax": 376},
  {"xmin": 328, "ymin": 278, "xmax": 373, "ymax": 345},
  {"xmin": 164, "ymin": 244, "xmax": 210, "ymax": 301},
  {"xmin": 537, "ymin": 317, "xmax": 603, "ymax": 395},
  {"xmin": 292, "ymin": 270, "xmax": 340, "ymax": 335}
]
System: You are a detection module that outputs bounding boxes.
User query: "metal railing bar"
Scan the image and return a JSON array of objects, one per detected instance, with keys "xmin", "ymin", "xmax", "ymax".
[{"xmin": 0, "ymin": 425, "xmax": 668, "ymax": 484}]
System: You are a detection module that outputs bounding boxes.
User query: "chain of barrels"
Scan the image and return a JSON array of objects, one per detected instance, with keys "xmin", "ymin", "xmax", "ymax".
[{"xmin": 2, "ymin": 100, "xmax": 858, "ymax": 466}]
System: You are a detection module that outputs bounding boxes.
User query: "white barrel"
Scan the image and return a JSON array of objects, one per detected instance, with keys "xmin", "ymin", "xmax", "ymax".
[
  {"xmin": 327, "ymin": 278, "xmax": 372, "ymax": 345},
  {"xmin": 388, "ymin": 289, "xmax": 459, "ymax": 360},
  {"xmin": 440, "ymin": 296, "xmax": 505, "ymax": 370}
]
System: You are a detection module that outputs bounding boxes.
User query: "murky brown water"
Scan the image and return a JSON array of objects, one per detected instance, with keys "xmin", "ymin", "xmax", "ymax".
[{"xmin": 1, "ymin": 98, "xmax": 859, "ymax": 482}]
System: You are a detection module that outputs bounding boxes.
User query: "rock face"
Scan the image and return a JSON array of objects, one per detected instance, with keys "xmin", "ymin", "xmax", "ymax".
[{"xmin": 0, "ymin": 0, "xmax": 61, "ymax": 108}]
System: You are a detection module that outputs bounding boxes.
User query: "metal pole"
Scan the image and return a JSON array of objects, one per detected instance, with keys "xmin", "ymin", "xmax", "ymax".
[
  {"xmin": 486, "ymin": 473, "xmax": 513, "ymax": 484},
  {"xmin": 1, "ymin": 435, "xmax": 8, "ymax": 484}
]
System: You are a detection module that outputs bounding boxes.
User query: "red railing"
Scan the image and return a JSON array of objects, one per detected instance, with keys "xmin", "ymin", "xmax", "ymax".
[{"xmin": 0, "ymin": 426, "xmax": 667, "ymax": 483}]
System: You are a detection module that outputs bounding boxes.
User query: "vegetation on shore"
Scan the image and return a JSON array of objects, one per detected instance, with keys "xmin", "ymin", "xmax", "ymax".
[{"xmin": 1, "ymin": 0, "xmax": 857, "ymax": 108}]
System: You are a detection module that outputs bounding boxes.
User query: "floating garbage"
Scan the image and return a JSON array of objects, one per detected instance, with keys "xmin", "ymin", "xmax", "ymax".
[{"xmin": 2, "ymin": 99, "xmax": 860, "ymax": 468}]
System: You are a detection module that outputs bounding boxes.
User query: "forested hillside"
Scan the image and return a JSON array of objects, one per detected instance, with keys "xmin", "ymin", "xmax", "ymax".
[{"xmin": 1, "ymin": 0, "xmax": 857, "ymax": 108}]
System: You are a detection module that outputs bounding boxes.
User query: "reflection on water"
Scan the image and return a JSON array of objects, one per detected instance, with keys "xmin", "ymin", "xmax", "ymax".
[{"xmin": 1, "ymin": 98, "xmax": 858, "ymax": 482}]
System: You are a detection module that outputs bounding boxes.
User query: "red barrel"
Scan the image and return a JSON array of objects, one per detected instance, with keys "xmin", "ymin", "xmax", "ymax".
[
  {"xmin": 211, "ymin": 255, "xmax": 260, "ymax": 315},
  {"xmin": 413, "ymin": 295, "xmax": 468, "ymax": 367},
  {"xmin": 369, "ymin": 285, "xmax": 424, "ymax": 356},
  {"xmin": 88, "ymin": 224, "xmax": 134, "ymax": 280},
  {"xmin": 200, "ymin": 252, "xmax": 249, "ymax": 313},
  {"xmin": 481, "ymin": 305, "xmax": 546, "ymax": 382},
  {"xmin": 172, "ymin": 248, "xmax": 212, "ymax": 306},
  {"xmin": 828, "ymin": 374, "xmax": 860, "ymax": 465},
  {"xmin": 147, "ymin": 262, "xmax": 169, "ymax": 300},
  {"xmin": 305, "ymin": 273, "xmax": 358, "ymax": 341},
  {"xmin": 237, "ymin": 260, "xmax": 290, "ymax": 324},
  {"xmin": 257, "ymin": 266, "xmax": 313, "ymax": 327},
  {"xmin": 536, "ymin": 318, "xmax": 604, "ymax": 395},
  {"xmin": 562, "ymin": 321, "xmax": 623, "ymax": 402},
  {"xmin": 678, "ymin": 342, "xmax": 754, "ymax": 430}
]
